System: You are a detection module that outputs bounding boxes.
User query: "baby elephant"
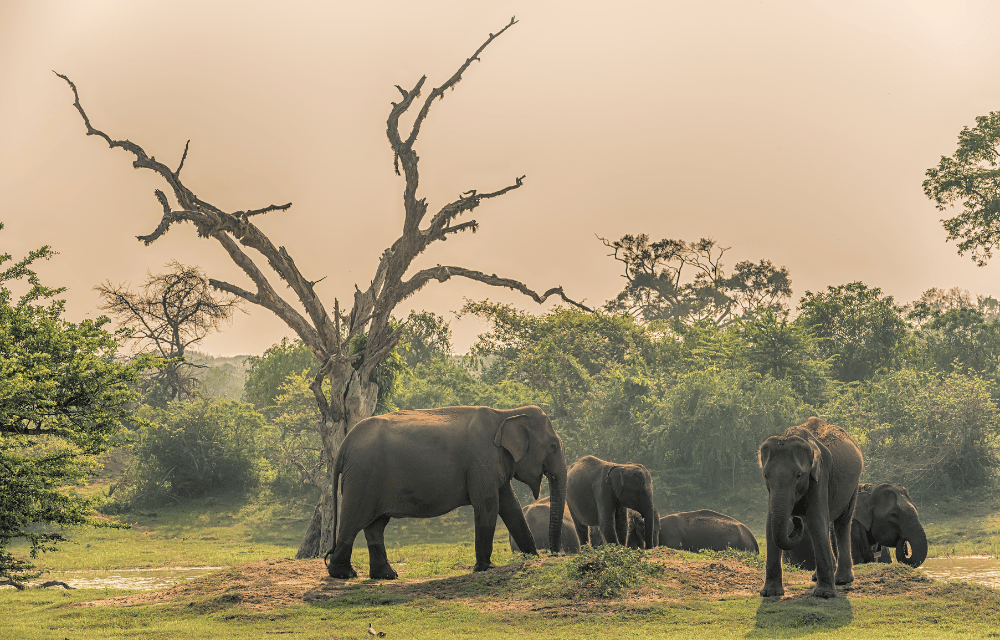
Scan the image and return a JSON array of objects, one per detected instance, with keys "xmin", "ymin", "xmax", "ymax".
[
  {"xmin": 625, "ymin": 508, "xmax": 661, "ymax": 549},
  {"xmin": 657, "ymin": 509, "xmax": 759, "ymax": 553},
  {"xmin": 509, "ymin": 496, "xmax": 582, "ymax": 554}
]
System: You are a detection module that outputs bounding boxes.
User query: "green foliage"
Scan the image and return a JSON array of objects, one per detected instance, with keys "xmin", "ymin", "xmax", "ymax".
[
  {"xmin": 912, "ymin": 307, "xmax": 1000, "ymax": 379},
  {"xmin": 568, "ymin": 545, "xmax": 663, "ymax": 597},
  {"xmin": 399, "ymin": 310, "xmax": 453, "ymax": 368},
  {"xmin": 348, "ymin": 327, "xmax": 407, "ymax": 415},
  {"xmin": 395, "ymin": 358, "xmax": 536, "ymax": 411},
  {"xmin": 601, "ymin": 234, "xmax": 792, "ymax": 327},
  {"xmin": 112, "ymin": 400, "xmax": 274, "ymax": 507},
  {"xmin": 243, "ymin": 338, "xmax": 317, "ymax": 418},
  {"xmin": 798, "ymin": 281, "xmax": 910, "ymax": 382},
  {"xmin": 826, "ymin": 368, "xmax": 1000, "ymax": 494},
  {"xmin": 0, "ymin": 225, "xmax": 149, "ymax": 581},
  {"xmin": 649, "ymin": 368, "xmax": 808, "ymax": 488},
  {"xmin": 924, "ymin": 111, "xmax": 1000, "ymax": 266}
]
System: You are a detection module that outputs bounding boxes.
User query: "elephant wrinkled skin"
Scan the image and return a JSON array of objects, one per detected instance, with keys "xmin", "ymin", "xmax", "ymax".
[
  {"xmin": 758, "ymin": 417, "xmax": 863, "ymax": 598},
  {"xmin": 567, "ymin": 455, "xmax": 658, "ymax": 549},
  {"xmin": 655, "ymin": 510, "xmax": 759, "ymax": 554},
  {"xmin": 325, "ymin": 405, "xmax": 567, "ymax": 579},
  {"xmin": 509, "ymin": 496, "xmax": 582, "ymax": 554},
  {"xmin": 785, "ymin": 482, "xmax": 927, "ymax": 570}
]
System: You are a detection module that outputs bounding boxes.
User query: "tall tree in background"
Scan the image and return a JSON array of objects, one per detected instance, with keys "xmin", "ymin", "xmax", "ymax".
[
  {"xmin": 601, "ymin": 234, "xmax": 792, "ymax": 327},
  {"xmin": 96, "ymin": 261, "xmax": 242, "ymax": 406},
  {"xmin": 59, "ymin": 17, "xmax": 588, "ymax": 558},
  {"xmin": 924, "ymin": 111, "xmax": 1000, "ymax": 266},
  {"xmin": 0, "ymin": 225, "xmax": 149, "ymax": 584},
  {"xmin": 797, "ymin": 282, "xmax": 909, "ymax": 383}
]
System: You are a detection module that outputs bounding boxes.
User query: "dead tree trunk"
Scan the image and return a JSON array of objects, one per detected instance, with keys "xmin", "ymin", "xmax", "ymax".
[{"xmin": 59, "ymin": 16, "xmax": 590, "ymax": 558}]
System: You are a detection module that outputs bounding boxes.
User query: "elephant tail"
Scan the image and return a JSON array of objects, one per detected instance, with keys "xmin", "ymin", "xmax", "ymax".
[{"xmin": 323, "ymin": 454, "xmax": 344, "ymax": 569}]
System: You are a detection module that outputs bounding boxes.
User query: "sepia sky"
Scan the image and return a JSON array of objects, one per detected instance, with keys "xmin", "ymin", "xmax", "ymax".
[{"xmin": 4, "ymin": 1, "xmax": 1000, "ymax": 356}]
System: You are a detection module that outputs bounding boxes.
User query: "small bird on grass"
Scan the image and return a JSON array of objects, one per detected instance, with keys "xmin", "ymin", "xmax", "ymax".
[{"xmin": 368, "ymin": 622, "xmax": 387, "ymax": 637}]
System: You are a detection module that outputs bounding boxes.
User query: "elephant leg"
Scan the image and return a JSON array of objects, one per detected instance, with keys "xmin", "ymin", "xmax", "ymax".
[
  {"xmin": 498, "ymin": 483, "xmax": 537, "ymax": 555},
  {"xmin": 472, "ymin": 494, "xmax": 500, "ymax": 572},
  {"xmin": 326, "ymin": 493, "xmax": 362, "ymax": 579},
  {"xmin": 807, "ymin": 514, "xmax": 837, "ymax": 598},
  {"xmin": 614, "ymin": 504, "xmax": 628, "ymax": 546},
  {"xmin": 832, "ymin": 495, "xmax": 856, "ymax": 586},
  {"xmin": 364, "ymin": 516, "xmax": 397, "ymax": 580},
  {"xmin": 575, "ymin": 519, "xmax": 590, "ymax": 547},
  {"xmin": 597, "ymin": 496, "xmax": 620, "ymax": 545},
  {"xmin": 760, "ymin": 517, "xmax": 784, "ymax": 597}
]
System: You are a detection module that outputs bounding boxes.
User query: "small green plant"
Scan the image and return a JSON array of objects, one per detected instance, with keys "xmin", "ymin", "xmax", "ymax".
[
  {"xmin": 696, "ymin": 547, "xmax": 766, "ymax": 570},
  {"xmin": 569, "ymin": 545, "xmax": 663, "ymax": 597}
]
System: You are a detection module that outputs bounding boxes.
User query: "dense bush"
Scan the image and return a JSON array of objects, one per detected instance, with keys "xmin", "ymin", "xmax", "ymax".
[
  {"xmin": 827, "ymin": 368, "xmax": 1000, "ymax": 494},
  {"xmin": 111, "ymin": 399, "xmax": 275, "ymax": 507},
  {"xmin": 647, "ymin": 368, "xmax": 808, "ymax": 488}
]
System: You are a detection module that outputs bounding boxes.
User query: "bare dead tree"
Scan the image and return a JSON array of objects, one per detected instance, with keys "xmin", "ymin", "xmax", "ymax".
[
  {"xmin": 96, "ymin": 261, "xmax": 242, "ymax": 405},
  {"xmin": 58, "ymin": 17, "xmax": 590, "ymax": 557}
]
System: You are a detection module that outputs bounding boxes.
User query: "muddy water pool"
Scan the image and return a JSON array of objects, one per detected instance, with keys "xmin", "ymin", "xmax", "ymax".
[
  {"xmin": 16, "ymin": 566, "xmax": 223, "ymax": 590},
  {"xmin": 919, "ymin": 556, "xmax": 1000, "ymax": 588}
]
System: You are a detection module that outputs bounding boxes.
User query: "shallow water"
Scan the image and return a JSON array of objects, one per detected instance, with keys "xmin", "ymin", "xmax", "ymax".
[
  {"xmin": 919, "ymin": 556, "xmax": 1000, "ymax": 589},
  {"xmin": 17, "ymin": 566, "xmax": 222, "ymax": 591}
]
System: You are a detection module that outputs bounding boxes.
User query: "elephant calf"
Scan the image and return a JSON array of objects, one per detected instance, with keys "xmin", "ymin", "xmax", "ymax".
[
  {"xmin": 625, "ymin": 508, "xmax": 660, "ymax": 549},
  {"xmin": 567, "ymin": 455, "xmax": 658, "ymax": 549},
  {"xmin": 509, "ymin": 496, "xmax": 582, "ymax": 554},
  {"xmin": 656, "ymin": 509, "xmax": 759, "ymax": 554}
]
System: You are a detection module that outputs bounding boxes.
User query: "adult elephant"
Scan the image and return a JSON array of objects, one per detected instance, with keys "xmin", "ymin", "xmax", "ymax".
[
  {"xmin": 655, "ymin": 510, "xmax": 759, "ymax": 553},
  {"xmin": 758, "ymin": 417, "xmax": 863, "ymax": 598},
  {"xmin": 325, "ymin": 405, "xmax": 567, "ymax": 579},
  {"xmin": 625, "ymin": 508, "xmax": 660, "ymax": 549},
  {"xmin": 567, "ymin": 455, "xmax": 658, "ymax": 549},
  {"xmin": 785, "ymin": 482, "xmax": 927, "ymax": 569},
  {"xmin": 509, "ymin": 496, "xmax": 582, "ymax": 554}
]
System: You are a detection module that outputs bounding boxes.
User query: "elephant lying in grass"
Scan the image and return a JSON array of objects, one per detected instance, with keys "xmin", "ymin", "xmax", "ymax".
[
  {"xmin": 784, "ymin": 482, "xmax": 927, "ymax": 570},
  {"xmin": 653, "ymin": 510, "xmax": 759, "ymax": 553},
  {"xmin": 509, "ymin": 496, "xmax": 582, "ymax": 554},
  {"xmin": 325, "ymin": 405, "xmax": 567, "ymax": 580}
]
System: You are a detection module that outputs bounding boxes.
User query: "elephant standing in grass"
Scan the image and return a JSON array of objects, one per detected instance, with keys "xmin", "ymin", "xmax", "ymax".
[
  {"xmin": 758, "ymin": 417, "xmax": 863, "ymax": 598},
  {"xmin": 325, "ymin": 405, "xmax": 567, "ymax": 580},
  {"xmin": 655, "ymin": 510, "xmax": 759, "ymax": 553},
  {"xmin": 786, "ymin": 482, "xmax": 927, "ymax": 569},
  {"xmin": 567, "ymin": 456, "xmax": 658, "ymax": 549},
  {"xmin": 509, "ymin": 496, "xmax": 581, "ymax": 554}
]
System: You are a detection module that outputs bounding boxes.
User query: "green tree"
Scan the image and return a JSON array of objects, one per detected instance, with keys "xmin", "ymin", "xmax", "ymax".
[
  {"xmin": 0, "ymin": 227, "xmax": 150, "ymax": 583},
  {"xmin": 601, "ymin": 234, "xmax": 792, "ymax": 327},
  {"xmin": 243, "ymin": 338, "xmax": 317, "ymax": 418},
  {"xmin": 797, "ymin": 282, "xmax": 909, "ymax": 383},
  {"xmin": 924, "ymin": 112, "xmax": 1000, "ymax": 266},
  {"xmin": 399, "ymin": 310, "xmax": 453, "ymax": 369},
  {"xmin": 826, "ymin": 368, "xmax": 1000, "ymax": 494},
  {"xmin": 113, "ymin": 399, "xmax": 273, "ymax": 506},
  {"xmin": 914, "ymin": 307, "xmax": 1000, "ymax": 378}
]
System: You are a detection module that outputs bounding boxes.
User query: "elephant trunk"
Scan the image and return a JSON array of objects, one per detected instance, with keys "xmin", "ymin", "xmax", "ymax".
[
  {"xmin": 547, "ymin": 463, "xmax": 567, "ymax": 554},
  {"xmin": 895, "ymin": 514, "xmax": 928, "ymax": 568},
  {"xmin": 641, "ymin": 500, "xmax": 657, "ymax": 550},
  {"xmin": 769, "ymin": 492, "xmax": 804, "ymax": 551}
]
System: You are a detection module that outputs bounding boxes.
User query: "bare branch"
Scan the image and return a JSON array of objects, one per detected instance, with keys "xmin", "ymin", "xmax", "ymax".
[
  {"xmin": 398, "ymin": 265, "xmax": 592, "ymax": 312},
  {"xmin": 176, "ymin": 140, "xmax": 190, "ymax": 177}
]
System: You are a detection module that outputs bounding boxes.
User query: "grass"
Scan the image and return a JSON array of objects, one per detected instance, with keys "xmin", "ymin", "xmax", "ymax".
[{"xmin": 3, "ymin": 487, "xmax": 1000, "ymax": 639}]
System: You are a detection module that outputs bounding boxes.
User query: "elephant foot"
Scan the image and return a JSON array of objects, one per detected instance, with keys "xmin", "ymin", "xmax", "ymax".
[
  {"xmin": 759, "ymin": 582, "xmax": 784, "ymax": 597},
  {"xmin": 835, "ymin": 573, "xmax": 854, "ymax": 586},
  {"xmin": 473, "ymin": 561, "xmax": 496, "ymax": 572},
  {"xmin": 368, "ymin": 565, "xmax": 398, "ymax": 580},
  {"xmin": 812, "ymin": 583, "xmax": 837, "ymax": 599},
  {"xmin": 327, "ymin": 563, "xmax": 358, "ymax": 579}
]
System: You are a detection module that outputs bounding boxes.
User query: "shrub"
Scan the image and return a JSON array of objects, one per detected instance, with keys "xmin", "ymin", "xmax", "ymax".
[
  {"xmin": 568, "ymin": 545, "xmax": 662, "ymax": 597},
  {"xmin": 111, "ymin": 399, "xmax": 274, "ymax": 508},
  {"xmin": 827, "ymin": 368, "xmax": 1000, "ymax": 494}
]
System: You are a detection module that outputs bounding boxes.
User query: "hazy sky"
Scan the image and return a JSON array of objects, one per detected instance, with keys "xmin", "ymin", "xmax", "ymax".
[{"xmin": 4, "ymin": 1, "xmax": 1000, "ymax": 356}]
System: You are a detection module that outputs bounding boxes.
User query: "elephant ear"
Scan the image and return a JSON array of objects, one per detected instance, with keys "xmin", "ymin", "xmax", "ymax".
[
  {"xmin": 609, "ymin": 466, "xmax": 625, "ymax": 496},
  {"xmin": 494, "ymin": 414, "xmax": 530, "ymax": 463},
  {"xmin": 808, "ymin": 441, "xmax": 823, "ymax": 483},
  {"xmin": 854, "ymin": 485, "xmax": 874, "ymax": 531}
]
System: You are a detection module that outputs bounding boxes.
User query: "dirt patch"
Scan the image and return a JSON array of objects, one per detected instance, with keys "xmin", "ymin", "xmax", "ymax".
[{"xmin": 75, "ymin": 551, "xmax": 946, "ymax": 613}]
